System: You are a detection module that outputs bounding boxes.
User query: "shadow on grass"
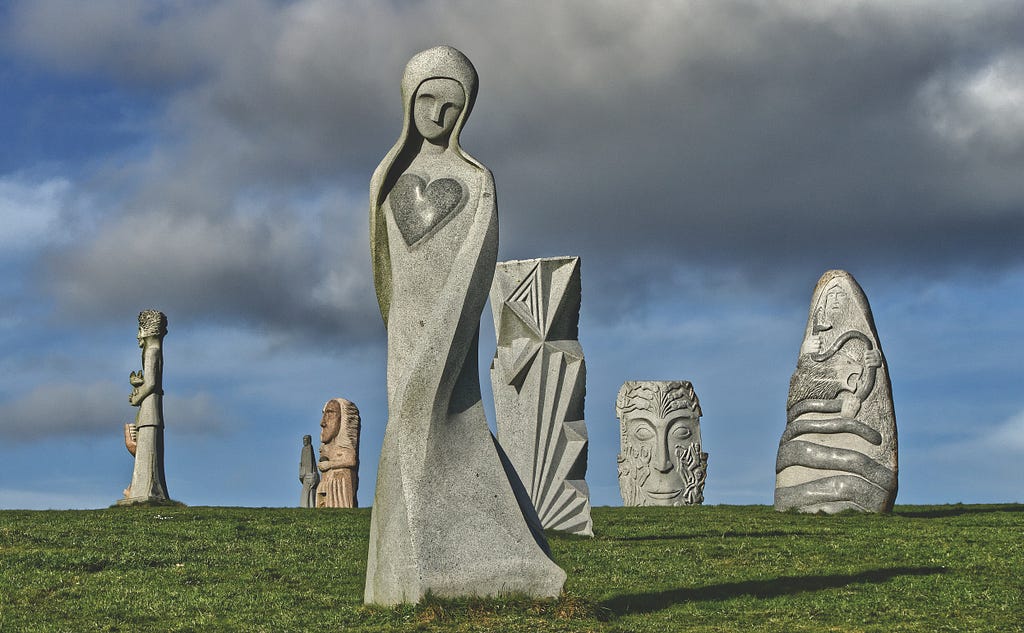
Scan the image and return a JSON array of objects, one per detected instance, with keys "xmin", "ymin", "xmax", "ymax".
[
  {"xmin": 896, "ymin": 504, "xmax": 1024, "ymax": 519},
  {"xmin": 613, "ymin": 530, "xmax": 814, "ymax": 542},
  {"xmin": 601, "ymin": 566, "xmax": 946, "ymax": 617}
]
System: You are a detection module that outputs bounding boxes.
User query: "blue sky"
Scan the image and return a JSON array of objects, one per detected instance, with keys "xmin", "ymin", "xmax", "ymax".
[{"xmin": 1, "ymin": 0, "xmax": 1022, "ymax": 510}]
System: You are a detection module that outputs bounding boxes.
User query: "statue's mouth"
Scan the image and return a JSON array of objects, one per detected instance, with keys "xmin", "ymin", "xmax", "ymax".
[{"xmin": 646, "ymin": 489, "xmax": 682, "ymax": 499}]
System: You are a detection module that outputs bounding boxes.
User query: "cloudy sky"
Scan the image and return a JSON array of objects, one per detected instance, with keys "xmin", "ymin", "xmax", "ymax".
[{"xmin": 1, "ymin": 0, "xmax": 1022, "ymax": 510}]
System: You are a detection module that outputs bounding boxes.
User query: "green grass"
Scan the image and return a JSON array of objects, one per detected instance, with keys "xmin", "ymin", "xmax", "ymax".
[{"xmin": 1, "ymin": 504, "xmax": 1021, "ymax": 632}]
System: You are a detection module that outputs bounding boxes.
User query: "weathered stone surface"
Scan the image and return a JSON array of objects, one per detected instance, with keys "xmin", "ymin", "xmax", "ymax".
[
  {"xmin": 775, "ymin": 270, "xmax": 898, "ymax": 513},
  {"xmin": 118, "ymin": 310, "xmax": 171, "ymax": 505},
  {"xmin": 365, "ymin": 45, "xmax": 565, "ymax": 605},
  {"xmin": 299, "ymin": 434, "xmax": 320, "ymax": 508},
  {"xmin": 316, "ymin": 398, "xmax": 359, "ymax": 508},
  {"xmin": 616, "ymin": 381, "xmax": 707, "ymax": 506},
  {"xmin": 490, "ymin": 257, "xmax": 592, "ymax": 536}
]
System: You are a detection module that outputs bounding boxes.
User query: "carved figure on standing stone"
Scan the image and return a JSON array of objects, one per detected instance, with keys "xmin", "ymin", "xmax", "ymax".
[
  {"xmin": 118, "ymin": 309, "xmax": 171, "ymax": 505},
  {"xmin": 316, "ymin": 399, "xmax": 359, "ymax": 508},
  {"xmin": 775, "ymin": 270, "xmax": 898, "ymax": 513}
]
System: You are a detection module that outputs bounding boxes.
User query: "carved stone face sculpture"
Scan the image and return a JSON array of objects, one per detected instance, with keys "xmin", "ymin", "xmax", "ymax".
[
  {"xmin": 413, "ymin": 78, "xmax": 466, "ymax": 142},
  {"xmin": 321, "ymin": 400, "xmax": 341, "ymax": 444},
  {"xmin": 616, "ymin": 381, "xmax": 707, "ymax": 506}
]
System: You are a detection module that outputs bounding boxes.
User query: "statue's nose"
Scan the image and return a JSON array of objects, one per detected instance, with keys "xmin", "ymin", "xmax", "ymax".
[
  {"xmin": 653, "ymin": 438, "xmax": 673, "ymax": 473},
  {"xmin": 431, "ymin": 101, "xmax": 448, "ymax": 125}
]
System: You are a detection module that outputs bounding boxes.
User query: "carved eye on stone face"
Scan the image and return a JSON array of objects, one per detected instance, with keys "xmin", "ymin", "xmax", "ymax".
[
  {"xmin": 628, "ymin": 419, "xmax": 656, "ymax": 442},
  {"xmin": 668, "ymin": 419, "xmax": 693, "ymax": 446}
]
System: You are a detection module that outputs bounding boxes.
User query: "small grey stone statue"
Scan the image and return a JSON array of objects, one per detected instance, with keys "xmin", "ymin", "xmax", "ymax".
[
  {"xmin": 299, "ymin": 434, "xmax": 319, "ymax": 508},
  {"xmin": 118, "ymin": 309, "xmax": 171, "ymax": 505},
  {"xmin": 365, "ymin": 45, "xmax": 565, "ymax": 604},
  {"xmin": 616, "ymin": 380, "xmax": 707, "ymax": 506},
  {"xmin": 775, "ymin": 270, "xmax": 898, "ymax": 513},
  {"xmin": 491, "ymin": 256, "xmax": 592, "ymax": 536}
]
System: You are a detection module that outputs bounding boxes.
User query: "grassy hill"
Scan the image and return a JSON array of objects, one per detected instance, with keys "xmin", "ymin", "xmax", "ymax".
[{"xmin": 1, "ymin": 504, "xmax": 1021, "ymax": 632}]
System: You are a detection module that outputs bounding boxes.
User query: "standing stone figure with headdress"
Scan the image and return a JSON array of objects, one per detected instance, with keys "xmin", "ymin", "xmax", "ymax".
[
  {"xmin": 299, "ymin": 434, "xmax": 320, "ymax": 508},
  {"xmin": 119, "ymin": 309, "xmax": 171, "ymax": 505},
  {"xmin": 316, "ymin": 398, "xmax": 359, "ymax": 508}
]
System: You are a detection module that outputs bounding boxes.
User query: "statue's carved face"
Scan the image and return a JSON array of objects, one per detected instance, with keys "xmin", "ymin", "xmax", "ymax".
[
  {"xmin": 320, "ymin": 401, "xmax": 341, "ymax": 444},
  {"xmin": 621, "ymin": 408, "xmax": 701, "ymax": 506},
  {"xmin": 617, "ymin": 381, "xmax": 706, "ymax": 507},
  {"xmin": 816, "ymin": 281, "xmax": 849, "ymax": 332},
  {"xmin": 413, "ymin": 78, "xmax": 465, "ymax": 142}
]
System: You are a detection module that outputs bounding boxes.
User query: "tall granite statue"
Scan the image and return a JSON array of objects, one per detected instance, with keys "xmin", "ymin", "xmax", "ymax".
[
  {"xmin": 366, "ymin": 45, "xmax": 565, "ymax": 604},
  {"xmin": 299, "ymin": 434, "xmax": 320, "ymax": 508},
  {"xmin": 316, "ymin": 398, "xmax": 359, "ymax": 508},
  {"xmin": 616, "ymin": 381, "xmax": 707, "ymax": 506},
  {"xmin": 775, "ymin": 270, "xmax": 898, "ymax": 513},
  {"xmin": 490, "ymin": 257, "xmax": 592, "ymax": 536},
  {"xmin": 118, "ymin": 310, "xmax": 171, "ymax": 505}
]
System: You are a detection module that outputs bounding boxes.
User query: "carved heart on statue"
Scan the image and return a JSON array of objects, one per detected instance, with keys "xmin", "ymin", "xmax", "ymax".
[{"xmin": 390, "ymin": 173, "xmax": 467, "ymax": 246}]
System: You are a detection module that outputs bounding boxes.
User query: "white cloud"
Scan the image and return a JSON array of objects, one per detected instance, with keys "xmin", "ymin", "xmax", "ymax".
[
  {"xmin": 0, "ymin": 174, "xmax": 72, "ymax": 253},
  {"xmin": 920, "ymin": 51, "xmax": 1024, "ymax": 154},
  {"xmin": 985, "ymin": 409, "xmax": 1024, "ymax": 452}
]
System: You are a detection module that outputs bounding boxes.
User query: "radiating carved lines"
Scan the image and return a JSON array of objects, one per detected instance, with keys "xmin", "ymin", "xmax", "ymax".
[
  {"xmin": 491, "ymin": 257, "xmax": 592, "ymax": 536},
  {"xmin": 506, "ymin": 262, "xmax": 544, "ymax": 337}
]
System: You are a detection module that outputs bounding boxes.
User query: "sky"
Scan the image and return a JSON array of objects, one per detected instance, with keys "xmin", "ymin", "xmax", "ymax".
[{"xmin": 1, "ymin": 0, "xmax": 1022, "ymax": 510}]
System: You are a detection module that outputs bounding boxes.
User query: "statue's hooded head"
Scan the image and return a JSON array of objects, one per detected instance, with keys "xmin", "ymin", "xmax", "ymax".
[
  {"xmin": 320, "ymin": 398, "xmax": 361, "ymax": 453},
  {"xmin": 370, "ymin": 45, "xmax": 484, "ymax": 322}
]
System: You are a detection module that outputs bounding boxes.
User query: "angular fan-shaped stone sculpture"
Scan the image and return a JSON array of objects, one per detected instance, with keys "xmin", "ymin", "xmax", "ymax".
[
  {"xmin": 365, "ymin": 45, "xmax": 565, "ymax": 605},
  {"xmin": 775, "ymin": 270, "xmax": 898, "ymax": 513},
  {"xmin": 491, "ymin": 256, "xmax": 592, "ymax": 536}
]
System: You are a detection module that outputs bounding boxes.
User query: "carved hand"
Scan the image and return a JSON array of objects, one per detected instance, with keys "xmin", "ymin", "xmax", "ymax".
[
  {"xmin": 800, "ymin": 335, "xmax": 822, "ymax": 356},
  {"xmin": 839, "ymin": 392, "xmax": 862, "ymax": 419},
  {"xmin": 123, "ymin": 423, "xmax": 138, "ymax": 456}
]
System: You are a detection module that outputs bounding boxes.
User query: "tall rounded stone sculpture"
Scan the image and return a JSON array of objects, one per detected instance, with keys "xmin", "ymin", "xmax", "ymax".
[
  {"xmin": 118, "ymin": 310, "xmax": 171, "ymax": 505},
  {"xmin": 366, "ymin": 45, "xmax": 565, "ymax": 604},
  {"xmin": 490, "ymin": 257, "xmax": 592, "ymax": 535},
  {"xmin": 316, "ymin": 398, "xmax": 359, "ymax": 508},
  {"xmin": 775, "ymin": 270, "xmax": 898, "ymax": 513},
  {"xmin": 616, "ymin": 381, "xmax": 708, "ymax": 506},
  {"xmin": 299, "ymin": 435, "xmax": 320, "ymax": 508}
]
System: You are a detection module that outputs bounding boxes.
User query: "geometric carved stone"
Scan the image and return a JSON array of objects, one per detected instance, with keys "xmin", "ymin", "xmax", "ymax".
[
  {"xmin": 299, "ymin": 434, "xmax": 320, "ymax": 508},
  {"xmin": 316, "ymin": 398, "xmax": 359, "ymax": 509},
  {"xmin": 118, "ymin": 309, "xmax": 171, "ymax": 505},
  {"xmin": 775, "ymin": 270, "xmax": 898, "ymax": 513},
  {"xmin": 616, "ymin": 380, "xmax": 707, "ymax": 506},
  {"xmin": 365, "ymin": 45, "xmax": 565, "ymax": 604},
  {"xmin": 491, "ymin": 256, "xmax": 592, "ymax": 535}
]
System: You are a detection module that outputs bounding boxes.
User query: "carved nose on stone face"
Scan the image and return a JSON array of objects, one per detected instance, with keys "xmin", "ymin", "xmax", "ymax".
[
  {"xmin": 653, "ymin": 439, "xmax": 674, "ymax": 473},
  {"xmin": 431, "ymin": 101, "xmax": 448, "ymax": 126}
]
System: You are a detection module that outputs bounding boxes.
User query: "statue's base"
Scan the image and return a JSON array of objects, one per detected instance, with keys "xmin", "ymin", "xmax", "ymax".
[{"xmin": 113, "ymin": 496, "xmax": 185, "ymax": 508}]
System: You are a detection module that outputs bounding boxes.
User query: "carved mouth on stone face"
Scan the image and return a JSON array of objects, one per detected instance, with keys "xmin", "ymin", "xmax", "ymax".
[{"xmin": 646, "ymin": 489, "xmax": 682, "ymax": 499}]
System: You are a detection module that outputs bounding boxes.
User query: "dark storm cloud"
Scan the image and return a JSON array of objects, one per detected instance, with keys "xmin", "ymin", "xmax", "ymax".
[{"xmin": 7, "ymin": 0, "xmax": 1024, "ymax": 336}]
